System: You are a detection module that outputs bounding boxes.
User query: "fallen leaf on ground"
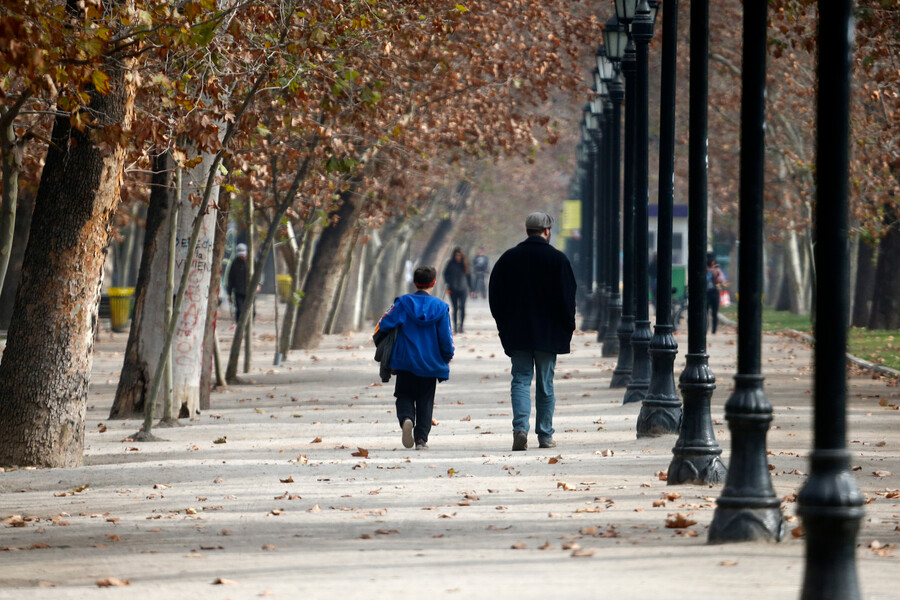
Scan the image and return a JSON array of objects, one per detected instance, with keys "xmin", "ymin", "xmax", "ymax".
[
  {"xmin": 664, "ymin": 492, "xmax": 682, "ymax": 501},
  {"xmin": 510, "ymin": 542, "xmax": 527, "ymax": 549},
  {"xmin": 96, "ymin": 578, "xmax": 130, "ymax": 587},
  {"xmin": 538, "ymin": 541, "xmax": 553, "ymax": 550},
  {"xmin": 261, "ymin": 544, "xmax": 277, "ymax": 551},
  {"xmin": 213, "ymin": 437, "xmax": 227, "ymax": 444},
  {"xmin": 571, "ymin": 548, "xmax": 595, "ymax": 557},
  {"xmin": 873, "ymin": 471, "xmax": 892, "ymax": 477},
  {"xmin": 311, "ymin": 437, "xmax": 322, "ymax": 443},
  {"xmin": 212, "ymin": 578, "xmax": 238, "ymax": 585},
  {"xmin": 280, "ymin": 476, "xmax": 294, "ymax": 483},
  {"xmin": 307, "ymin": 505, "xmax": 321, "ymax": 513},
  {"xmin": 665, "ymin": 513, "xmax": 697, "ymax": 528},
  {"xmin": 720, "ymin": 560, "xmax": 738, "ymax": 567},
  {"xmin": 561, "ymin": 541, "xmax": 580, "ymax": 550},
  {"xmin": 557, "ymin": 482, "xmax": 575, "ymax": 491},
  {"xmin": 653, "ymin": 500, "xmax": 666, "ymax": 508},
  {"xmin": 791, "ymin": 525, "xmax": 805, "ymax": 538},
  {"xmin": 351, "ymin": 448, "xmax": 369, "ymax": 458}
]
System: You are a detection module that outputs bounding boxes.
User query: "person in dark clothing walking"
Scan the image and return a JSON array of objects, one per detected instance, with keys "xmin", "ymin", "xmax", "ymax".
[
  {"xmin": 472, "ymin": 246, "xmax": 490, "ymax": 299},
  {"xmin": 226, "ymin": 243, "xmax": 249, "ymax": 322},
  {"xmin": 443, "ymin": 247, "xmax": 472, "ymax": 333},
  {"xmin": 375, "ymin": 266, "xmax": 454, "ymax": 450},
  {"xmin": 489, "ymin": 212, "xmax": 577, "ymax": 451}
]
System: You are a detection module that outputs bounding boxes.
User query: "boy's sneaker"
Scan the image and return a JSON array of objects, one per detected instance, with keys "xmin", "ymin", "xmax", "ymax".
[
  {"xmin": 512, "ymin": 431, "xmax": 527, "ymax": 451},
  {"xmin": 415, "ymin": 440, "xmax": 428, "ymax": 450},
  {"xmin": 538, "ymin": 438, "xmax": 557, "ymax": 449},
  {"xmin": 401, "ymin": 419, "xmax": 414, "ymax": 449}
]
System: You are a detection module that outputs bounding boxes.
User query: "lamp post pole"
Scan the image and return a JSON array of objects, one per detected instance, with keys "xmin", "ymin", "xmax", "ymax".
[
  {"xmin": 623, "ymin": 0, "xmax": 655, "ymax": 405},
  {"xmin": 797, "ymin": 1, "xmax": 863, "ymax": 597},
  {"xmin": 708, "ymin": 0, "xmax": 784, "ymax": 543},
  {"xmin": 590, "ymin": 93, "xmax": 608, "ymax": 336},
  {"xmin": 638, "ymin": 0, "xmax": 680, "ymax": 436},
  {"xmin": 579, "ymin": 114, "xmax": 597, "ymax": 310},
  {"xmin": 599, "ymin": 53, "xmax": 623, "ymax": 358},
  {"xmin": 667, "ymin": 0, "xmax": 726, "ymax": 484},
  {"xmin": 610, "ymin": 28, "xmax": 635, "ymax": 389}
]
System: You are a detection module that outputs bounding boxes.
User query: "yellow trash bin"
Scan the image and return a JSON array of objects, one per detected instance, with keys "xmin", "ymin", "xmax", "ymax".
[
  {"xmin": 276, "ymin": 274, "xmax": 292, "ymax": 303},
  {"xmin": 108, "ymin": 287, "xmax": 135, "ymax": 332}
]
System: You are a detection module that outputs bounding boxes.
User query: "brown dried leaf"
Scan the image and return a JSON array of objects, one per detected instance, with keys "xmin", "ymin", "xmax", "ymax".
[
  {"xmin": 212, "ymin": 577, "xmax": 238, "ymax": 585},
  {"xmin": 96, "ymin": 578, "xmax": 130, "ymax": 587},
  {"xmin": 664, "ymin": 513, "xmax": 697, "ymax": 528},
  {"xmin": 351, "ymin": 448, "xmax": 369, "ymax": 458},
  {"xmin": 280, "ymin": 476, "xmax": 294, "ymax": 483}
]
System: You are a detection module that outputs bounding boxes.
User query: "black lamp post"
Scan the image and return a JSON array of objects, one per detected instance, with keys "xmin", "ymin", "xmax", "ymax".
[
  {"xmin": 667, "ymin": 0, "xmax": 726, "ymax": 484},
  {"xmin": 589, "ymin": 80, "xmax": 609, "ymax": 336},
  {"xmin": 609, "ymin": 15, "xmax": 634, "ymax": 389},
  {"xmin": 598, "ymin": 52, "xmax": 624, "ymax": 358},
  {"xmin": 637, "ymin": 0, "xmax": 681, "ymax": 436},
  {"xmin": 797, "ymin": 1, "xmax": 863, "ymax": 597},
  {"xmin": 708, "ymin": 0, "xmax": 784, "ymax": 543},
  {"xmin": 623, "ymin": 0, "xmax": 658, "ymax": 406},
  {"xmin": 579, "ymin": 111, "xmax": 597, "ymax": 312}
]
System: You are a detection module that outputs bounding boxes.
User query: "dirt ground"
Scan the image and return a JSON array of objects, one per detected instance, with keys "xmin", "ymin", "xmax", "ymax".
[{"xmin": 1, "ymin": 298, "xmax": 898, "ymax": 599}]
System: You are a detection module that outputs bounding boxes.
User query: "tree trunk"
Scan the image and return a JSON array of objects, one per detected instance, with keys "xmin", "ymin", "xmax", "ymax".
[
  {"xmin": 0, "ymin": 114, "xmax": 21, "ymax": 294},
  {"xmin": 0, "ymin": 52, "xmax": 135, "ymax": 467},
  {"xmin": 0, "ymin": 192, "xmax": 33, "ymax": 329},
  {"xmin": 328, "ymin": 228, "xmax": 362, "ymax": 333},
  {"xmin": 291, "ymin": 187, "xmax": 364, "ymax": 350},
  {"xmin": 852, "ymin": 235, "xmax": 876, "ymax": 327},
  {"xmin": 172, "ymin": 152, "xmax": 219, "ymax": 417},
  {"xmin": 869, "ymin": 216, "xmax": 900, "ymax": 329},
  {"xmin": 199, "ymin": 193, "xmax": 230, "ymax": 409},
  {"xmin": 110, "ymin": 152, "xmax": 176, "ymax": 418}
]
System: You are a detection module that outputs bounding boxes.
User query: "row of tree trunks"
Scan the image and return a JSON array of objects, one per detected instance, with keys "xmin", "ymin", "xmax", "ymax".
[
  {"xmin": 0, "ymin": 47, "xmax": 136, "ymax": 466},
  {"xmin": 110, "ymin": 153, "xmax": 176, "ymax": 419},
  {"xmin": 291, "ymin": 185, "xmax": 365, "ymax": 350},
  {"xmin": 869, "ymin": 208, "xmax": 900, "ymax": 330}
]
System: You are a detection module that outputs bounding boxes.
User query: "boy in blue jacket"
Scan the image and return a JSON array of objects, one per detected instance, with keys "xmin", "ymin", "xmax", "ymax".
[{"xmin": 375, "ymin": 266, "xmax": 454, "ymax": 449}]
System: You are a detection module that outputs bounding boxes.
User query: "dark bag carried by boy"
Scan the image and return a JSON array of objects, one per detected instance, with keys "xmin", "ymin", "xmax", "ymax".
[{"xmin": 373, "ymin": 326, "xmax": 398, "ymax": 383}]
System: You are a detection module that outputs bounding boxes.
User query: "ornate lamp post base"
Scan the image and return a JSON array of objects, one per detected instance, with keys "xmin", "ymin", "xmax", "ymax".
[
  {"xmin": 668, "ymin": 352, "xmax": 726, "ymax": 485},
  {"xmin": 708, "ymin": 374, "xmax": 785, "ymax": 543},
  {"xmin": 798, "ymin": 451, "xmax": 864, "ymax": 599},
  {"xmin": 708, "ymin": 502, "xmax": 785, "ymax": 543},
  {"xmin": 623, "ymin": 319, "xmax": 651, "ymax": 403},
  {"xmin": 637, "ymin": 324, "xmax": 680, "ymax": 436},
  {"xmin": 601, "ymin": 292, "xmax": 621, "ymax": 356}
]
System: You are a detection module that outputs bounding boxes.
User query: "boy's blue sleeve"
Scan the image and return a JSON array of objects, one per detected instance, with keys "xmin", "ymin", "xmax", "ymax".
[
  {"xmin": 375, "ymin": 300, "xmax": 402, "ymax": 333},
  {"xmin": 438, "ymin": 307, "xmax": 454, "ymax": 363}
]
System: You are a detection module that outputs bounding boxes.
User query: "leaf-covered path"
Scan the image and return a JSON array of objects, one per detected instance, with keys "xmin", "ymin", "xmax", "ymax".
[{"xmin": 1, "ymin": 299, "xmax": 898, "ymax": 598}]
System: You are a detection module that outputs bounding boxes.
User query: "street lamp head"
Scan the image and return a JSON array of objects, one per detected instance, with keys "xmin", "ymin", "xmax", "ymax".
[
  {"xmin": 604, "ymin": 15, "xmax": 628, "ymax": 61},
  {"xmin": 649, "ymin": 0, "xmax": 661, "ymax": 25},
  {"xmin": 614, "ymin": 0, "xmax": 640, "ymax": 23},
  {"xmin": 590, "ymin": 83, "xmax": 604, "ymax": 116},
  {"xmin": 597, "ymin": 47, "xmax": 615, "ymax": 81},
  {"xmin": 593, "ymin": 69, "xmax": 607, "ymax": 96}
]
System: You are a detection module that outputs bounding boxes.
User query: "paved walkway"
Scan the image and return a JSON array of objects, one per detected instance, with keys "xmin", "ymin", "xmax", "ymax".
[{"xmin": 1, "ymin": 299, "xmax": 898, "ymax": 599}]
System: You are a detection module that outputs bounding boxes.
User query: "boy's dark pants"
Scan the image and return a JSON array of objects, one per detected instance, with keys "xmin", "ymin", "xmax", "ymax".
[{"xmin": 394, "ymin": 370, "xmax": 436, "ymax": 443}]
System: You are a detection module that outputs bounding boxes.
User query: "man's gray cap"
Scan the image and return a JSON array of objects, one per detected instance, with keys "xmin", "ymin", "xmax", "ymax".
[{"xmin": 525, "ymin": 212, "xmax": 553, "ymax": 229}]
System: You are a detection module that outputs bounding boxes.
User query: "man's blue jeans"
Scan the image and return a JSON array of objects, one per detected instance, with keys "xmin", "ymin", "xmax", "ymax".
[{"xmin": 510, "ymin": 350, "xmax": 557, "ymax": 442}]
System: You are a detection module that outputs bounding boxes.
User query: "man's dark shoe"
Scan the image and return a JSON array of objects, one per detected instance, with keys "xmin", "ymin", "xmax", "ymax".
[
  {"xmin": 538, "ymin": 438, "xmax": 557, "ymax": 449},
  {"xmin": 401, "ymin": 418, "xmax": 414, "ymax": 449},
  {"xmin": 512, "ymin": 431, "xmax": 527, "ymax": 451},
  {"xmin": 415, "ymin": 440, "xmax": 428, "ymax": 450}
]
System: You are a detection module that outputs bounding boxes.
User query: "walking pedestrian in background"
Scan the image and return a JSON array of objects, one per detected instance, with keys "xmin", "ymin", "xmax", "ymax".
[
  {"xmin": 443, "ymin": 247, "xmax": 472, "ymax": 333},
  {"xmin": 489, "ymin": 212, "xmax": 576, "ymax": 451},
  {"xmin": 473, "ymin": 246, "xmax": 491, "ymax": 299}
]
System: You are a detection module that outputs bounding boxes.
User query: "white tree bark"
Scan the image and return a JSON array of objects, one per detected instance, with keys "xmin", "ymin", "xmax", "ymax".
[{"xmin": 172, "ymin": 152, "xmax": 218, "ymax": 417}]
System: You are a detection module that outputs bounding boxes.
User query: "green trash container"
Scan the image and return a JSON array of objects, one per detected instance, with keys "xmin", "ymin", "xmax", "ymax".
[{"xmin": 108, "ymin": 287, "xmax": 135, "ymax": 332}]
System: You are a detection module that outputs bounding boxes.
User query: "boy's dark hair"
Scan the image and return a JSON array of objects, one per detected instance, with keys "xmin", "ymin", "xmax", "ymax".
[{"xmin": 413, "ymin": 266, "xmax": 437, "ymax": 288}]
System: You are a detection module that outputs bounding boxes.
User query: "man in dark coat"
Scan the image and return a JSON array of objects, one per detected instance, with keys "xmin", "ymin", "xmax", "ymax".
[{"xmin": 489, "ymin": 212, "xmax": 577, "ymax": 451}]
